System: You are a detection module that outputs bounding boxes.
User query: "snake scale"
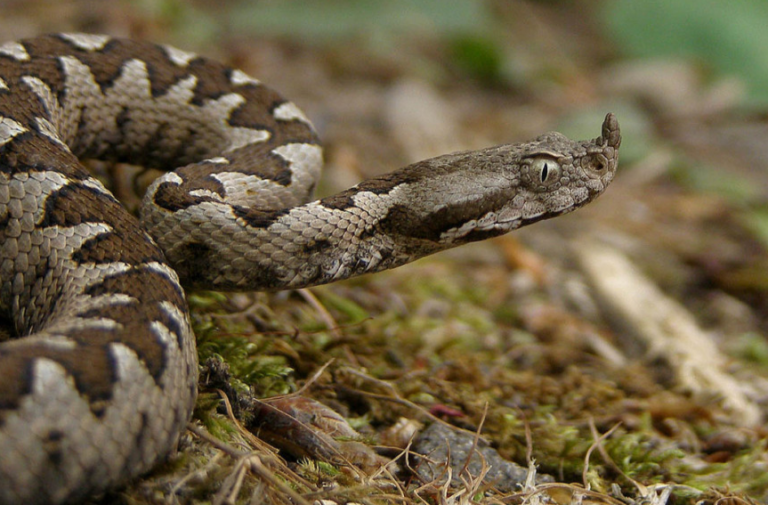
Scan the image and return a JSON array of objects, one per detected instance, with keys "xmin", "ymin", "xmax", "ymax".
[{"xmin": 0, "ymin": 34, "xmax": 620, "ymax": 504}]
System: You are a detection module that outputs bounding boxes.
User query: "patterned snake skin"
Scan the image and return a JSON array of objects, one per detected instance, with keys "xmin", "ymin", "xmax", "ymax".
[{"xmin": 0, "ymin": 34, "xmax": 620, "ymax": 504}]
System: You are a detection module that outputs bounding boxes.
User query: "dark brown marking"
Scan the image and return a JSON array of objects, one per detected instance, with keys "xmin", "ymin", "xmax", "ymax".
[
  {"xmin": 378, "ymin": 188, "xmax": 512, "ymax": 243},
  {"xmin": 151, "ymin": 179, "xmax": 218, "ymax": 212},
  {"xmin": 231, "ymin": 206, "xmax": 289, "ymax": 229}
]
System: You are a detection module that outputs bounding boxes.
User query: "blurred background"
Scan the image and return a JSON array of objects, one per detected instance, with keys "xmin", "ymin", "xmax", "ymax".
[{"xmin": 4, "ymin": 1, "xmax": 768, "ymax": 503}]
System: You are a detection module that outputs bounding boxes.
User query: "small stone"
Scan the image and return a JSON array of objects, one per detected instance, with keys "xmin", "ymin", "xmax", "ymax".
[{"xmin": 411, "ymin": 422, "xmax": 552, "ymax": 493}]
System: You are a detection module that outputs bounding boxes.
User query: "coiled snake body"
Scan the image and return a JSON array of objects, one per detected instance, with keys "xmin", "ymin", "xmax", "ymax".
[{"xmin": 0, "ymin": 34, "xmax": 620, "ymax": 504}]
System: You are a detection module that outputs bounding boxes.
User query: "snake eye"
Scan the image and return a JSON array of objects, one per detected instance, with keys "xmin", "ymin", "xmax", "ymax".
[{"xmin": 530, "ymin": 157, "xmax": 561, "ymax": 186}]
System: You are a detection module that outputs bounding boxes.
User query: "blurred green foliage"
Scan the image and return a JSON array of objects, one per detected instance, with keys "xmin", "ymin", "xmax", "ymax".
[
  {"xmin": 449, "ymin": 34, "xmax": 504, "ymax": 85},
  {"xmin": 229, "ymin": 0, "xmax": 490, "ymax": 41},
  {"xmin": 604, "ymin": 0, "xmax": 768, "ymax": 106},
  {"xmin": 228, "ymin": 0, "xmax": 510, "ymax": 83}
]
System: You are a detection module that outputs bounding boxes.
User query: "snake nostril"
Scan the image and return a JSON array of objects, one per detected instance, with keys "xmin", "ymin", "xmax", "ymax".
[{"xmin": 590, "ymin": 154, "xmax": 609, "ymax": 172}]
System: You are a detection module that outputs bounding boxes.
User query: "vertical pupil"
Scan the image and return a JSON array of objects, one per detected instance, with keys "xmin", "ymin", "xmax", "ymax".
[{"xmin": 540, "ymin": 163, "xmax": 549, "ymax": 182}]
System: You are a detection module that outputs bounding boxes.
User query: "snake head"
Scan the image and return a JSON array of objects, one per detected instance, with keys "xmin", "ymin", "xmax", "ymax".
[
  {"xmin": 510, "ymin": 112, "xmax": 620, "ymax": 224},
  {"xmin": 429, "ymin": 113, "xmax": 620, "ymax": 246}
]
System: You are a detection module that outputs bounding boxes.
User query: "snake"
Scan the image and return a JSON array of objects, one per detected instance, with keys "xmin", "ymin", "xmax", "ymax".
[{"xmin": 0, "ymin": 33, "xmax": 620, "ymax": 504}]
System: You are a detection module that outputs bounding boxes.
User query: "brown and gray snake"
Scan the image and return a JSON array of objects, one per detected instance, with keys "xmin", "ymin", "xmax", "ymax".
[{"xmin": 0, "ymin": 34, "xmax": 620, "ymax": 504}]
